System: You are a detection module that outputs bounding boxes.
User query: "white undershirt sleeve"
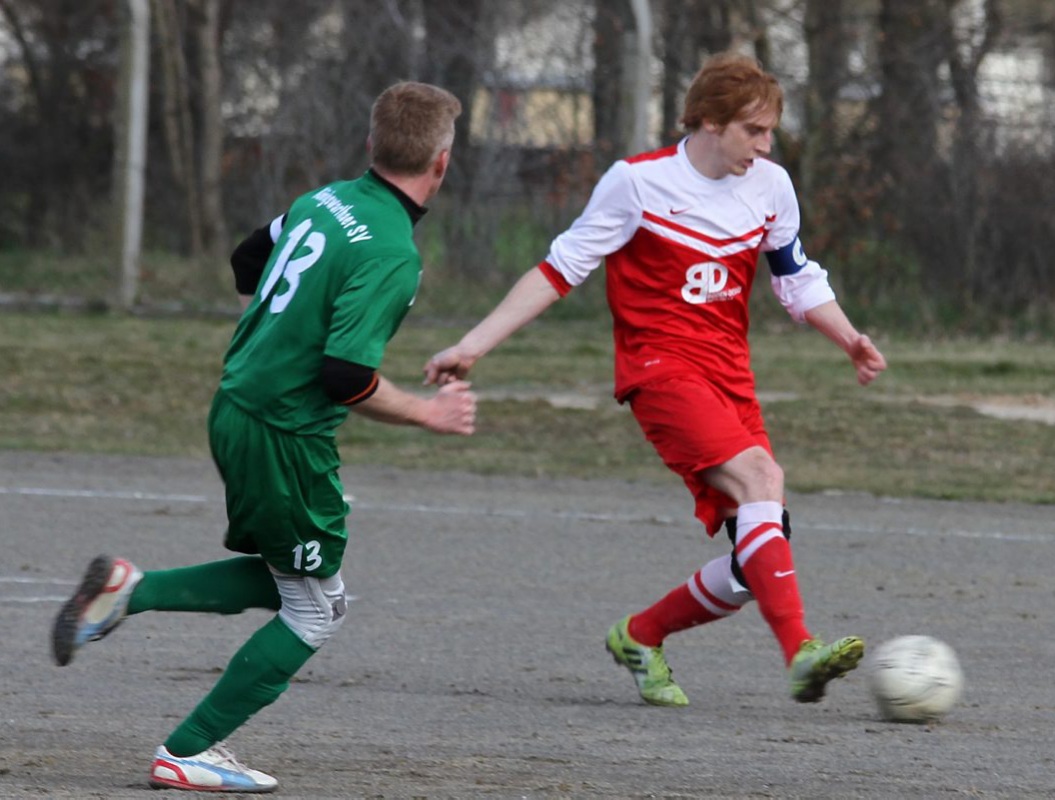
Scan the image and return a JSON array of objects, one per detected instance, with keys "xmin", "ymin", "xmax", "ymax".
[
  {"xmin": 771, "ymin": 262, "xmax": 836, "ymax": 323},
  {"xmin": 269, "ymin": 214, "xmax": 285, "ymax": 243}
]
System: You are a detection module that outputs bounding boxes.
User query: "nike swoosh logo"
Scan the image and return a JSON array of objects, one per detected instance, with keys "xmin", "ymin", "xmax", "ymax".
[
  {"xmin": 670, "ymin": 207, "xmax": 690, "ymax": 215},
  {"xmin": 774, "ymin": 569, "xmax": 796, "ymax": 578}
]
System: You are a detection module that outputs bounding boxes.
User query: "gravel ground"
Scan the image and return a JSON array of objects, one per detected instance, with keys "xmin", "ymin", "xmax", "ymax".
[{"xmin": 2, "ymin": 450, "xmax": 1053, "ymax": 799}]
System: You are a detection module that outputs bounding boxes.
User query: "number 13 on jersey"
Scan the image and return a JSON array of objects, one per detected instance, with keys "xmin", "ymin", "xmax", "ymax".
[{"xmin": 260, "ymin": 219, "xmax": 326, "ymax": 313}]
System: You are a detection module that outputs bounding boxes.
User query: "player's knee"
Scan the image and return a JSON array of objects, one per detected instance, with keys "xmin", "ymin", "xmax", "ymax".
[
  {"xmin": 275, "ymin": 572, "xmax": 348, "ymax": 650},
  {"xmin": 741, "ymin": 448, "xmax": 783, "ymax": 497},
  {"xmin": 756, "ymin": 456, "xmax": 784, "ymax": 498},
  {"xmin": 716, "ymin": 447, "xmax": 783, "ymax": 501}
]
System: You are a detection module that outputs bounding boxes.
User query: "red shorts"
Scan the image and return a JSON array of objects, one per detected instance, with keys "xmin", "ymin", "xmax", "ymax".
[{"xmin": 628, "ymin": 375, "xmax": 773, "ymax": 537}]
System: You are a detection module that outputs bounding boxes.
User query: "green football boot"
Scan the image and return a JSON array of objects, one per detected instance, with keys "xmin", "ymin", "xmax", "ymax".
[
  {"xmin": 605, "ymin": 615, "xmax": 688, "ymax": 707},
  {"xmin": 789, "ymin": 635, "xmax": 865, "ymax": 703}
]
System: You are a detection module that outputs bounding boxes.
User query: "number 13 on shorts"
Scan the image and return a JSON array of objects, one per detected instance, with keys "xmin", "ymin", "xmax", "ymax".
[{"xmin": 292, "ymin": 541, "xmax": 323, "ymax": 572}]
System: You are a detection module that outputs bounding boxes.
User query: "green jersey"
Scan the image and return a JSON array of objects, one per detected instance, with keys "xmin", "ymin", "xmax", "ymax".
[{"xmin": 220, "ymin": 171, "xmax": 422, "ymax": 436}]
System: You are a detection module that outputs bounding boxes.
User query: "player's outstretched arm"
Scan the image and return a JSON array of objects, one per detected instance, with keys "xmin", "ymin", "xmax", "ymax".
[
  {"xmin": 424, "ymin": 267, "xmax": 562, "ymax": 386},
  {"xmin": 352, "ymin": 376, "xmax": 476, "ymax": 435},
  {"xmin": 803, "ymin": 300, "xmax": 888, "ymax": 386}
]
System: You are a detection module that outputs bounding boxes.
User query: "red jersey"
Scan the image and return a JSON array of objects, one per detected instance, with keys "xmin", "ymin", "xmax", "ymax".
[{"xmin": 539, "ymin": 138, "xmax": 824, "ymax": 403}]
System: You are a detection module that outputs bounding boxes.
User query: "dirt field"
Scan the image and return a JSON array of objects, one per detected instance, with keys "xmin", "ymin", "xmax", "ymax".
[{"xmin": 2, "ymin": 450, "xmax": 1053, "ymax": 799}]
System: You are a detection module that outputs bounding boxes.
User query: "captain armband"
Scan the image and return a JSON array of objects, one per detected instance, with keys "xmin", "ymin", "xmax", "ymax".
[
  {"xmin": 767, "ymin": 237, "xmax": 836, "ymax": 322},
  {"xmin": 765, "ymin": 237, "xmax": 808, "ymax": 276}
]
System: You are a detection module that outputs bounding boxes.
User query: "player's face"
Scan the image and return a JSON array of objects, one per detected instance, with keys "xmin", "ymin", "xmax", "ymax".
[{"xmin": 715, "ymin": 104, "xmax": 779, "ymax": 177}]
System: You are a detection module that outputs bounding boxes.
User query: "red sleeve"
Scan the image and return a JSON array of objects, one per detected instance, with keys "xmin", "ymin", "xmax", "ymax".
[{"xmin": 537, "ymin": 261, "xmax": 574, "ymax": 297}]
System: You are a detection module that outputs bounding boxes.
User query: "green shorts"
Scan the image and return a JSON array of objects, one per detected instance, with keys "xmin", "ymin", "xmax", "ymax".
[{"xmin": 208, "ymin": 390, "xmax": 348, "ymax": 578}]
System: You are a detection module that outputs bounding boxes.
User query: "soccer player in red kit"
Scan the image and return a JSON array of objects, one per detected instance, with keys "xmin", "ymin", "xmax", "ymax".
[{"xmin": 424, "ymin": 52, "xmax": 887, "ymax": 706}]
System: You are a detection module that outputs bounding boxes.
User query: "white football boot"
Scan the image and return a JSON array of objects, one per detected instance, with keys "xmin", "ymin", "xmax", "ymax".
[
  {"xmin": 149, "ymin": 743, "xmax": 278, "ymax": 793},
  {"xmin": 52, "ymin": 554, "xmax": 142, "ymax": 666}
]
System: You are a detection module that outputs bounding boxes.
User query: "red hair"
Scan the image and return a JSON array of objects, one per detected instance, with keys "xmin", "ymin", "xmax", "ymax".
[{"xmin": 680, "ymin": 52, "xmax": 783, "ymax": 131}]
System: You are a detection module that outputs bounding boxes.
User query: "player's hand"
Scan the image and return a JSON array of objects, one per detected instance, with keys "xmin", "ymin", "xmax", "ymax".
[
  {"xmin": 423, "ymin": 345, "xmax": 475, "ymax": 386},
  {"xmin": 423, "ymin": 380, "xmax": 476, "ymax": 435},
  {"xmin": 849, "ymin": 334, "xmax": 887, "ymax": 386}
]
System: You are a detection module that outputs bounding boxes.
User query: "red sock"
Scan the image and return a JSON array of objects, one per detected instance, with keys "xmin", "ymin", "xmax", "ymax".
[
  {"xmin": 628, "ymin": 582, "xmax": 721, "ymax": 647},
  {"xmin": 735, "ymin": 502, "xmax": 811, "ymax": 664}
]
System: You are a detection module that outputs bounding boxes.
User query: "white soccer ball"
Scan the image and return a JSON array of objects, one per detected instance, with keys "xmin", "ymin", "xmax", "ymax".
[{"xmin": 866, "ymin": 635, "xmax": 964, "ymax": 723}]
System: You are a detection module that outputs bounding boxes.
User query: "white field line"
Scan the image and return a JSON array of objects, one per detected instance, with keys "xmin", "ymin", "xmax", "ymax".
[
  {"xmin": 0, "ymin": 486, "xmax": 209, "ymax": 503},
  {"xmin": 2, "ymin": 484, "xmax": 1050, "ymax": 603},
  {"xmin": 0, "ymin": 572, "xmax": 358, "ymax": 606},
  {"xmin": 0, "ymin": 574, "xmax": 74, "ymax": 604},
  {"xmin": 2, "ymin": 593, "xmax": 358, "ymax": 605},
  {"xmin": 1, "ymin": 485, "xmax": 1050, "ymax": 543},
  {"xmin": 0, "ymin": 576, "xmax": 76, "ymax": 584}
]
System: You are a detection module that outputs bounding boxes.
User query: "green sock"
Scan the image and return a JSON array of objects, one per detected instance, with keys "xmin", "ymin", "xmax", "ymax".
[
  {"xmin": 164, "ymin": 617, "xmax": 315, "ymax": 757},
  {"xmin": 128, "ymin": 556, "xmax": 280, "ymax": 615}
]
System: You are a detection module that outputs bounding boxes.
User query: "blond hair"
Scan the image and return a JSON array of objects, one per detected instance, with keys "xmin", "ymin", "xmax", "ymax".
[{"xmin": 370, "ymin": 82, "xmax": 463, "ymax": 175}]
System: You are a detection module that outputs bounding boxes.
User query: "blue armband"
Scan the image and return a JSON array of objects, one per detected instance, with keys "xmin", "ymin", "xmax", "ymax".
[{"xmin": 765, "ymin": 236, "xmax": 809, "ymax": 276}]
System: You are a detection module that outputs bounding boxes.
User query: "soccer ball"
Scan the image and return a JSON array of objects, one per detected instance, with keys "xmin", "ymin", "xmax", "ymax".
[{"xmin": 866, "ymin": 635, "xmax": 964, "ymax": 723}]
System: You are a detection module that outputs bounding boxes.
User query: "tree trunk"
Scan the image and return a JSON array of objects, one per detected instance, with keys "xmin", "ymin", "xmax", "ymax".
[
  {"xmin": 592, "ymin": 0, "xmax": 635, "ymax": 168},
  {"xmin": 941, "ymin": 0, "xmax": 1002, "ymax": 302},
  {"xmin": 801, "ymin": 0, "xmax": 846, "ymax": 205},
  {"xmin": 741, "ymin": 0, "xmax": 800, "ymax": 181},
  {"xmin": 872, "ymin": 0, "xmax": 946, "ymax": 188},
  {"xmin": 423, "ymin": 0, "xmax": 486, "ymax": 197},
  {"xmin": 191, "ymin": 0, "xmax": 228, "ymax": 260},
  {"xmin": 153, "ymin": 0, "xmax": 203, "ymax": 257},
  {"xmin": 659, "ymin": 0, "xmax": 731, "ymax": 145},
  {"xmin": 870, "ymin": 0, "xmax": 964, "ymax": 302},
  {"xmin": 421, "ymin": 0, "xmax": 490, "ymax": 275}
]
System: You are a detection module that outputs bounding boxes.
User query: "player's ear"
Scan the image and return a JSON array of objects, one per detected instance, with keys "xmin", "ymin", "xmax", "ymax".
[{"xmin": 433, "ymin": 149, "xmax": 450, "ymax": 179}]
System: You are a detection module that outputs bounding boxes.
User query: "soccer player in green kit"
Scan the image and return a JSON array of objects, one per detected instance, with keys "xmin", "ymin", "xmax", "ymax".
[{"xmin": 51, "ymin": 82, "xmax": 476, "ymax": 793}]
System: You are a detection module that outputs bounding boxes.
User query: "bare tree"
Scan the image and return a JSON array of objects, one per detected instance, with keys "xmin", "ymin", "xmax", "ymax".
[
  {"xmin": 801, "ymin": 0, "xmax": 847, "ymax": 204},
  {"xmin": 151, "ymin": 0, "xmax": 227, "ymax": 261},
  {"xmin": 153, "ymin": 0, "xmax": 203, "ymax": 256},
  {"xmin": 939, "ymin": 0, "xmax": 1002, "ymax": 302},
  {"xmin": 423, "ymin": 0, "xmax": 490, "ymax": 195},
  {"xmin": 422, "ymin": 0, "xmax": 498, "ymax": 274},
  {"xmin": 191, "ymin": 0, "xmax": 228, "ymax": 258},
  {"xmin": 872, "ymin": 0, "xmax": 947, "ymax": 186},
  {"xmin": 659, "ymin": 0, "xmax": 732, "ymax": 145},
  {"xmin": 592, "ymin": 0, "xmax": 635, "ymax": 166},
  {"xmin": 0, "ymin": 0, "xmax": 1052, "ymax": 326},
  {"xmin": 0, "ymin": 0, "xmax": 117, "ymax": 248}
]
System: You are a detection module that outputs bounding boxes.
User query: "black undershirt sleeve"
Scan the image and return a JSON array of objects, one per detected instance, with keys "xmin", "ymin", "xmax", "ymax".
[
  {"xmin": 321, "ymin": 356, "xmax": 379, "ymax": 405},
  {"xmin": 230, "ymin": 216, "xmax": 285, "ymax": 294}
]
